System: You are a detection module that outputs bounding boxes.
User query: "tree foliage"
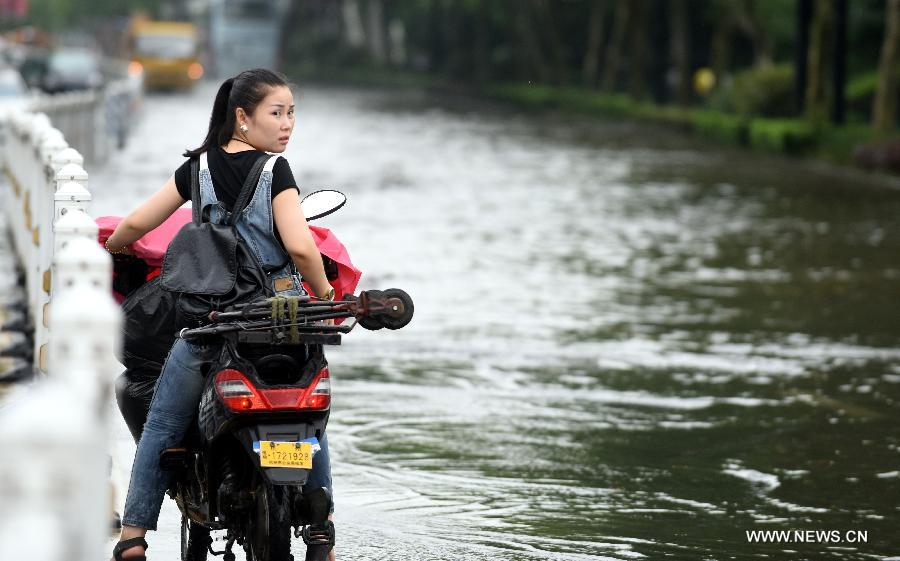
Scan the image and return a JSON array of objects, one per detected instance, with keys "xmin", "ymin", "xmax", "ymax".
[
  {"xmin": 284, "ymin": 1, "xmax": 888, "ymax": 119},
  {"xmin": 19, "ymin": 0, "xmax": 160, "ymax": 31},
  {"xmin": 15, "ymin": 0, "xmax": 900, "ymax": 131}
]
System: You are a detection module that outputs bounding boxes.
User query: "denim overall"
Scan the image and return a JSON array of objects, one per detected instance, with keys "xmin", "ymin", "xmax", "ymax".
[{"xmin": 122, "ymin": 152, "xmax": 333, "ymax": 530}]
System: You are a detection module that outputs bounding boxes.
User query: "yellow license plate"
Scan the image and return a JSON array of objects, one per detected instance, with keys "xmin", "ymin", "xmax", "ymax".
[{"xmin": 258, "ymin": 441, "xmax": 312, "ymax": 469}]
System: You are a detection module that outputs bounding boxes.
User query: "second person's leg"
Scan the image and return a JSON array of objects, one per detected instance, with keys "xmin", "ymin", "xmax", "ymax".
[{"xmin": 121, "ymin": 339, "xmax": 217, "ymax": 531}]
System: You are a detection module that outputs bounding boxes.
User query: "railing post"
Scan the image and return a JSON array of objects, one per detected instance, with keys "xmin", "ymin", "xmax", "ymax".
[
  {"xmin": 54, "ymin": 163, "xmax": 90, "ymax": 213},
  {"xmin": 51, "ymin": 147, "xmax": 85, "ymax": 172},
  {"xmin": 52, "ymin": 210, "xmax": 98, "ymax": 268},
  {"xmin": 3, "ymin": 113, "xmax": 23, "ymax": 261},
  {"xmin": 53, "ymin": 175, "xmax": 93, "ymax": 272},
  {"xmin": 0, "ymin": 381, "xmax": 93, "ymax": 561},
  {"xmin": 7, "ymin": 113, "xmax": 41, "ymax": 273},
  {"xmin": 0, "ymin": 236, "xmax": 119, "ymax": 561},
  {"xmin": 32, "ymin": 129, "xmax": 69, "ymax": 375},
  {"xmin": 5, "ymin": 112, "xmax": 20, "ymax": 180},
  {"xmin": 44, "ymin": 162, "xmax": 91, "ymax": 373},
  {"xmin": 49, "ymin": 203, "xmax": 98, "ymax": 378},
  {"xmin": 17, "ymin": 115, "xmax": 52, "ymax": 370},
  {"xmin": 57, "ymin": 236, "xmax": 121, "ymax": 561}
]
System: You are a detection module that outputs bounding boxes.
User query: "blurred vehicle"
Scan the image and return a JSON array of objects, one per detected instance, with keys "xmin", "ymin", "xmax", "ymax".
[
  {"xmin": 18, "ymin": 47, "xmax": 48, "ymax": 90},
  {"xmin": 128, "ymin": 20, "xmax": 203, "ymax": 90},
  {"xmin": 0, "ymin": 36, "xmax": 24, "ymax": 68},
  {"xmin": 0, "ymin": 64, "xmax": 31, "ymax": 113},
  {"xmin": 0, "ymin": 66, "xmax": 33, "ymax": 145},
  {"xmin": 0, "ymin": 65, "xmax": 29, "ymax": 99},
  {"xmin": 42, "ymin": 48, "xmax": 103, "ymax": 93},
  {"xmin": 210, "ymin": 0, "xmax": 283, "ymax": 78}
]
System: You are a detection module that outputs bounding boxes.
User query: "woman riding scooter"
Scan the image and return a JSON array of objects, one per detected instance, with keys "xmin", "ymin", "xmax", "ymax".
[{"xmin": 106, "ymin": 69, "xmax": 337, "ymax": 561}]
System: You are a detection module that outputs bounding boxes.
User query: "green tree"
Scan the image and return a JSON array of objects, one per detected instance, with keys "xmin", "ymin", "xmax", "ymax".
[
  {"xmin": 24, "ymin": 0, "xmax": 159, "ymax": 31},
  {"xmin": 533, "ymin": 0, "xmax": 567, "ymax": 85},
  {"xmin": 628, "ymin": 0, "xmax": 649, "ymax": 100},
  {"xmin": 602, "ymin": 0, "xmax": 630, "ymax": 92},
  {"xmin": 473, "ymin": 0, "xmax": 491, "ymax": 82},
  {"xmin": 23, "ymin": 0, "xmax": 76, "ymax": 30},
  {"xmin": 805, "ymin": 0, "xmax": 832, "ymax": 121},
  {"xmin": 514, "ymin": 0, "xmax": 551, "ymax": 83},
  {"xmin": 669, "ymin": 0, "xmax": 692, "ymax": 106},
  {"xmin": 581, "ymin": 0, "xmax": 608, "ymax": 88},
  {"xmin": 873, "ymin": 0, "xmax": 900, "ymax": 131}
]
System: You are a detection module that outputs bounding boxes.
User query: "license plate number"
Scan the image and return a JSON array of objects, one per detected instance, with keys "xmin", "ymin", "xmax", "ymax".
[{"xmin": 258, "ymin": 441, "xmax": 312, "ymax": 469}]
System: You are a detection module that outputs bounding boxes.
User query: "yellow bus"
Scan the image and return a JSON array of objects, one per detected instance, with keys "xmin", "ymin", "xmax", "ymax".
[{"xmin": 129, "ymin": 21, "xmax": 203, "ymax": 89}]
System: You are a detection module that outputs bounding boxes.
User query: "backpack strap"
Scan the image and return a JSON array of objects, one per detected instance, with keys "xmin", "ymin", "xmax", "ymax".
[
  {"xmin": 190, "ymin": 156, "xmax": 201, "ymax": 225},
  {"xmin": 227, "ymin": 154, "xmax": 271, "ymax": 226},
  {"xmin": 262, "ymin": 154, "xmax": 280, "ymax": 174}
]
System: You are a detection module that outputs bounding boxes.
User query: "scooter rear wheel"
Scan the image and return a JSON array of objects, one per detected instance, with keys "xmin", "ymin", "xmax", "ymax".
[{"xmin": 244, "ymin": 483, "xmax": 293, "ymax": 561}]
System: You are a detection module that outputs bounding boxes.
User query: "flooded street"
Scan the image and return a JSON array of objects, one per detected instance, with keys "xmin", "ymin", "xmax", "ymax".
[{"xmin": 90, "ymin": 83, "xmax": 900, "ymax": 560}]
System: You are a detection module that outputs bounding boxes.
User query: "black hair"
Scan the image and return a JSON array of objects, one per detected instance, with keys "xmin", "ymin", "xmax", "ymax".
[{"xmin": 184, "ymin": 68, "xmax": 290, "ymax": 157}]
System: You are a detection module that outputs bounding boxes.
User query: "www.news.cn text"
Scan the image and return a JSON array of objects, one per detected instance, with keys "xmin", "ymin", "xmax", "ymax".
[{"xmin": 746, "ymin": 530, "xmax": 868, "ymax": 544}]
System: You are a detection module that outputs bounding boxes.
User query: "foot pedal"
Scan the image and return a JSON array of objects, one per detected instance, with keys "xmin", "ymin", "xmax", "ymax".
[
  {"xmin": 159, "ymin": 447, "xmax": 189, "ymax": 471},
  {"xmin": 301, "ymin": 520, "xmax": 335, "ymax": 546},
  {"xmin": 301, "ymin": 521, "xmax": 335, "ymax": 561}
]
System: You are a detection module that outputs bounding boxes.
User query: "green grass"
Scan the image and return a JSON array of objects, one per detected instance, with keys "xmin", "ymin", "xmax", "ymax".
[
  {"xmin": 480, "ymin": 82, "xmax": 900, "ymax": 169},
  {"xmin": 691, "ymin": 111, "xmax": 749, "ymax": 145},
  {"xmin": 747, "ymin": 118, "xmax": 818, "ymax": 154}
]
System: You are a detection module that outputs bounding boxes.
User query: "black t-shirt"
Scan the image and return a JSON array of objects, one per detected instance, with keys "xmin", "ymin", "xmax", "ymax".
[{"xmin": 174, "ymin": 147, "xmax": 298, "ymax": 209}]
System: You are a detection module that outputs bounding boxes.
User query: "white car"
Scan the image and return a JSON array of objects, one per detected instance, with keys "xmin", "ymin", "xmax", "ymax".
[
  {"xmin": 42, "ymin": 48, "xmax": 103, "ymax": 93},
  {"xmin": 0, "ymin": 66, "xmax": 33, "ymax": 123}
]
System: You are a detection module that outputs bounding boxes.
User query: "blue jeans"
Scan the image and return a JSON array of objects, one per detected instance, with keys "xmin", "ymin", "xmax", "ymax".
[{"xmin": 122, "ymin": 338, "xmax": 333, "ymax": 530}]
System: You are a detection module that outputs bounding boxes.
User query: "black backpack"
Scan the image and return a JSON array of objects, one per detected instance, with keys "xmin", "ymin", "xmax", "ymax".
[{"xmin": 160, "ymin": 155, "xmax": 272, "ymax": 328}]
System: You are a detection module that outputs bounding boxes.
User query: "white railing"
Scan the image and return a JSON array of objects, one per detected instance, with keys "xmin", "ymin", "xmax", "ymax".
[
  {"xmin": 0, "ymin": 78, "xmax": 137, "ymax": 560},
  {"xmin": 0, "ymin": 232, "xmax": 120, "ymax": 561},
  {"xmin": 29, "ymin": 73, "xmax": 142, "ymax": 166}
]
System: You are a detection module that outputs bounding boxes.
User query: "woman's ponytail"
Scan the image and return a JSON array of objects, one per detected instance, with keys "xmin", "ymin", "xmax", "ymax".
[{"xmin": 183, "ymin": 77, "xmax": 235, "ymax": 157}]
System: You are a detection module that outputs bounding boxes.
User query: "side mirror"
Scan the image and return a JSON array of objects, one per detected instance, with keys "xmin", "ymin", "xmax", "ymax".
[{"xmin": 301, "ymin": 189, "xmax": 347, "ymax": 221}]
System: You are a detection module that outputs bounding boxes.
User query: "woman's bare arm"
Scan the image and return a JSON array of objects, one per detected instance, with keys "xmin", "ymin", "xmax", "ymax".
[
  {"xmin": 272, "ymin": 187, "xmax": 332, "ymax": 298},
  {"xmin": 106, "ymin": 177, "xmax": 186, "ymax": 251}
]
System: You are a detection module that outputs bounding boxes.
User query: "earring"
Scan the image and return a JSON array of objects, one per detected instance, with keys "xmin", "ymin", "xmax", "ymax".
[{"xmin": 240, "ymin": 124, "xmax": 248, "ymax": 133}]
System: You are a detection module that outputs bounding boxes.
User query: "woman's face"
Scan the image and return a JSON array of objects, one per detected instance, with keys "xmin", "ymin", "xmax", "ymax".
[{"xmin": 238, "ymin": 85, "xmax": 295, "ymax": 153}]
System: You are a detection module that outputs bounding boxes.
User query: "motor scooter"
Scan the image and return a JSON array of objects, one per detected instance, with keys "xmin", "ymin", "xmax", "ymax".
[
  {"xmin": 166, "ymin": 289, "xmax": 413, "ymax": 561},
  {"xmin": 107, "ymin": 190, "xmax": 412, "ymax": 560}
]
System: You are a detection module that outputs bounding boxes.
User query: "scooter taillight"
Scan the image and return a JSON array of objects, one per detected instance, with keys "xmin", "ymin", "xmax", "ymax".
[
  {"xmin": 215, "ymin": 369, "xmax": 266, "ymax": 411},
  {"xmin": 215, "ymin": 368, "xmax": 332, "ymax": 412},
  {"xmin": 304, "ymin": 372, "xmax": 331, "ymax": 410}
]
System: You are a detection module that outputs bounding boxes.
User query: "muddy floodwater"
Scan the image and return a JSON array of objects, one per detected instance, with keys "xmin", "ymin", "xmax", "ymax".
[{"xmin": 86, "ymin": 83, "xmax": 900, "ymax": 560}]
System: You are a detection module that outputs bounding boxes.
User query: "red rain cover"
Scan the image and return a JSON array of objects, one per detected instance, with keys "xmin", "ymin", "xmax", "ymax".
[{"xmin": 96, "ymin": 208, "xmax": 362, "ymax": 301}]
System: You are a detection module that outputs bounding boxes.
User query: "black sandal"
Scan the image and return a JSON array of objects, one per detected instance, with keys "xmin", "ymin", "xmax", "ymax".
[{"xmin": 112, "ymin": 537, "xmax": 148, "ymax": 561}]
